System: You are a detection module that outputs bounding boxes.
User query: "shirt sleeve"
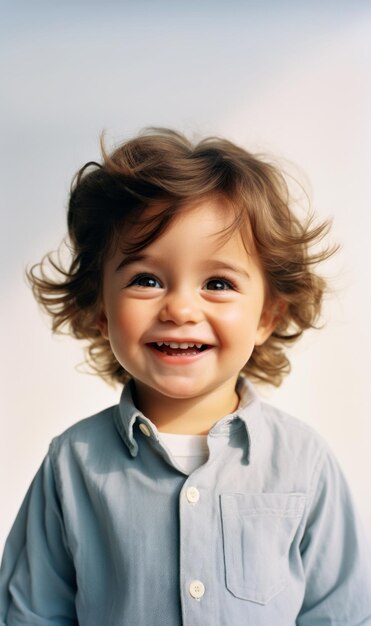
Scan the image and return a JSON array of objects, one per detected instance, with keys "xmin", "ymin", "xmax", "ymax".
[
  {"xmin": 0, "ymin": 453, "xmax": 78, "ymax": 625},
  {"xmin": 298, "ymin": 445, "xmax": 371, "ymax": 625}
]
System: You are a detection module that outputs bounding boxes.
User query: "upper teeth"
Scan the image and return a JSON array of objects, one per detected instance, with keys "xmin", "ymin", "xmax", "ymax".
[{"xmin": 156, "ymin": 341, "xmax": 203, "ymax": 349}]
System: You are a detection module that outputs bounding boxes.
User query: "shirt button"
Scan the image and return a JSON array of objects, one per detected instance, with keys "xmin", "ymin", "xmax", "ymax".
[
  {"xmin": 186, "ymin": 486, "xmax": 200, "ymax": 503},
  {"xmin": 189, "ymin": 580, "xmax": 205, "ymax": 600},
  {"xmin": 139, "ymin": 423, "xmax": 151, "ymax": 437},
  {"xmin": 189, "ymin": 580, "xmax": 205, "ymax": 599}
]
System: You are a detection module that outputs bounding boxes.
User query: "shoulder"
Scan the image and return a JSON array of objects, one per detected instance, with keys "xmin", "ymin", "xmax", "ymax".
[
  {"xmin": 260, "ymin": 399, "xmax": 327, "ymax": 448},
  {"xmin": 258, "ymin": 397, "xmax": 327, "ymax": 443},
  {"xmin": 253, "ymin": 398, "xmax": 337, "ymax": 488},
  {"xmin": 52, "ymin": 404, "xmax": 117, "ymax": 444},
  {"xmin": 44, "ymin": 401, "xmax": 138, "ymax": 507},
  {"xmin": 48, "ymin": 403, "xmax": 124, "ymax": 469},
  {"xmin": 242, "ymin": 380, "xmax": 329, "ymax": 467}
]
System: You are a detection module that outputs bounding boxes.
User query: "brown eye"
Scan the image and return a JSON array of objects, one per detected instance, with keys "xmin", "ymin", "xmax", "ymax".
[
  {"xmin": 129, "ymin": 274, "xmax": 162, "ymax": 288},
  {"xmin": 205, "ymin": 278, "xmax": 234, "ymax": 291}
]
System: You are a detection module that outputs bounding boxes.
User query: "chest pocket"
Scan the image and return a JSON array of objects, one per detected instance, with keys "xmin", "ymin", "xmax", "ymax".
[{"xmin": 220, "ymin": 492, "xmax": 305, "ymax": 604}]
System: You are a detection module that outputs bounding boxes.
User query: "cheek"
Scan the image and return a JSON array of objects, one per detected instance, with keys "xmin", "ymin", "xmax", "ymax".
[
  {"xmin": 107, "ymin": 299, "xmax": 152, "ymax": 343},
  {"xmin": 214, "ymin": 302, "xmax": 263, "ymax": 334}
]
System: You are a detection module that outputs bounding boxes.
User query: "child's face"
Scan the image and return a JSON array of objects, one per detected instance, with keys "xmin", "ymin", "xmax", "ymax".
[{"xmin": 99, "ymin": 199, "xmax": 277, "ymax": 411}]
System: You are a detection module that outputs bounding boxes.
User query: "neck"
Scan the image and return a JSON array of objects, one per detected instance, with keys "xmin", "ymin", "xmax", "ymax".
[{"xmin": 132, "ymin": 379, "xmax": 240, "ymax": 435}]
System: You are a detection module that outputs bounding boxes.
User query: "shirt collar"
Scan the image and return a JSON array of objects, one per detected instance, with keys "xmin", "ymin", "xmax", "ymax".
[{"xmin": 114, "ymin": 376, "xmax": 262, "ymax": 459}]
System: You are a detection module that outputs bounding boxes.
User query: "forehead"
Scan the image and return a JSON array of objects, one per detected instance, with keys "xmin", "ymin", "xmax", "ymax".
[{"xmin": 111, "ymin": 196, "xmax": 255, "ymax": 259}]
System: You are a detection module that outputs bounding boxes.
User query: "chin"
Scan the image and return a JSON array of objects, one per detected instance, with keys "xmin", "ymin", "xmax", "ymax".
[
  {"xmin": 149, "ymin": 378, "xmax": 209, "ymax": 400},
  {"xmin": 158, "ymin": 385, "xmax": 204, "ymax": 400}
]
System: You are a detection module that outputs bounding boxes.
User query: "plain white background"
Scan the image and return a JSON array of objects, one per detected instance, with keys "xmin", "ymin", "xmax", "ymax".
[{"xmin": 1, "ymin": 0, "xmax": 371, "ymax": 551}]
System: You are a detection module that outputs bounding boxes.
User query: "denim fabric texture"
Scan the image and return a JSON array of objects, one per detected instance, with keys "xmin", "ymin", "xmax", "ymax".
[{"xmin": 1, "ymin": 378, "xmax": 371, "ymax": 625}]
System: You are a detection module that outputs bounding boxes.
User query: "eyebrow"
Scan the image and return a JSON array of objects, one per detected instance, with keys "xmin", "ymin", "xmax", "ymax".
[
  {"xmin": 115, "ymin": 254, "xmax": 150, "ymax": 273},
  {"xmin": 203, "ymin": 260, "xmax": 251, "ymax": 279}
]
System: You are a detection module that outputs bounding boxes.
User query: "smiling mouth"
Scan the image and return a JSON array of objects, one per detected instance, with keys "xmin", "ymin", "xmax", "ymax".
[{"xmin": 149, "ymin": 342, "xmax": 211, "ymax": 356}]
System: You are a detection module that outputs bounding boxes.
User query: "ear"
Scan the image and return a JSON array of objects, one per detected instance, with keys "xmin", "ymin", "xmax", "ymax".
[
  {"xmin": 255, "ymin": 299, "xmax": 286, "ymax": 347},
  {"xmin": 96, "ymin": 309, "xmax": 109, "ymax": 340}
]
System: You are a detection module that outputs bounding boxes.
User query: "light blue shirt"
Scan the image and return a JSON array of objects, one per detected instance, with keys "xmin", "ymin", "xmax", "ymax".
[{"xmin": 1, "ymin": 378, "xmax": 371, "ymax": 625}]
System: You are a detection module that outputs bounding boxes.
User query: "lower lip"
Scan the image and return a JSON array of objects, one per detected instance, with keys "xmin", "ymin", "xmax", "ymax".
[{"xmin": 146, "ymin": 344, "xmax": 213, "ymax": 365}]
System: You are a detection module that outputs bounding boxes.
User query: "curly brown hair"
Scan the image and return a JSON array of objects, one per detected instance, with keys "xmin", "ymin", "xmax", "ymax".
[{"xmin": 28, "ymin": 128, "xmax": 335, "ymax": 387}]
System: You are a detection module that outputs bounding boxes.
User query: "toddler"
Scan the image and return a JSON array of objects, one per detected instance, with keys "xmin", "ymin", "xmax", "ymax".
[{"xmin": 1, "ymin": 129, "xmax": 370, "ymax": 625}]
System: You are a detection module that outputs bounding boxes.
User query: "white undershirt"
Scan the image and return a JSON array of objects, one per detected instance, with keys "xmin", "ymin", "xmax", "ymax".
[{"xmin": 158, "ymin": 432, "xmax": 209, "ymax": 474}]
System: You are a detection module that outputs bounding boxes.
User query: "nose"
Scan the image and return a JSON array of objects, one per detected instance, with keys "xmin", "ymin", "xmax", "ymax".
[{"xmin": 158, "ymin": 288, "xmax": 204, "ymax": 326}]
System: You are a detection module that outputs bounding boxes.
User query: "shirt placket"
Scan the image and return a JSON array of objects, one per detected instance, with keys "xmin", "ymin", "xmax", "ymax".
[
  {"xmin": 178, "ymin": 425, "xmax": 235, "ymax": 626},
  {"xmin": 179, "ymin": 473, "xmax": 215, "ymax": 625}
]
